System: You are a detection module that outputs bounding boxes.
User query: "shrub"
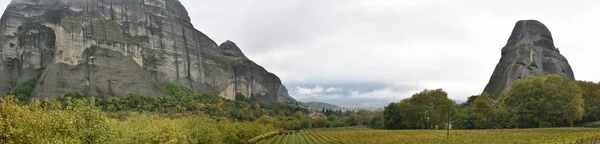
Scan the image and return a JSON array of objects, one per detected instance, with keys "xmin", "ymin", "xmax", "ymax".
[{"xmin": 8, "ymin": 79, "xmax": 37, "ymax": 104}]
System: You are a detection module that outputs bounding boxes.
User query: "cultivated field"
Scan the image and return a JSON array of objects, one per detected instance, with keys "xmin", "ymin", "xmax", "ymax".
[{"xmin": 258, "ymin": 127, "xmax": 600, "ymax": 144}]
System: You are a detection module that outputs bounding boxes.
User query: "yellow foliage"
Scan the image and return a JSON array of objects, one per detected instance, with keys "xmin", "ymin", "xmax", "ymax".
[
  {"xmin": 0, "ymin": 95, "xmax": 278, "ymax": 143},
  {"xmin": 0, "ymin": 95, "xmax": 112, "ymax": 143}
]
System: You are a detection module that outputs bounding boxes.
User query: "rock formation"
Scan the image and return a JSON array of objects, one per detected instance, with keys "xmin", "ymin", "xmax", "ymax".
[
  {"xmin": 483, "ymin": 20, "xmax": 575, "ymax": 99},
  {"xmin": 0, "ymin": 0, "xmax": 295, "ymax": 104},
  {"xmin": 219, "ymin": 40, "xmax": 296, "ymax": 104}
]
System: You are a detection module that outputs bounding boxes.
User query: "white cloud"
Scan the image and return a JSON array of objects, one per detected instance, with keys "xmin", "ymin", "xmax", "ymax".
[
  {"xmin": 325, "ymin": 87, "xmax": 342, "ymax": 92},
  {"xmin": 296, "ymin": 86, "xmax": 325, "ymax": 95}
]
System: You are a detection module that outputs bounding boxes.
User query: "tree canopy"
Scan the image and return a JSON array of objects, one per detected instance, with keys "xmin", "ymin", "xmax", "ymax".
[
  {"xmin": 576, "ymin": 81, "xmax": 600, "ymax": 124},
  {"xmin": 383, "ymin": 89, "xmax": 457, "ymax": 129},
  {"xmin": 499, "ymin": 74, "xmax": 584, "ymax": 128}
]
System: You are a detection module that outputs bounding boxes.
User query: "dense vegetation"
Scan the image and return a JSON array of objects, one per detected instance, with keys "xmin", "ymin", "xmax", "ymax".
[
  {"xmin": 498, "ymin": 74, "xmax": 583, "ymax": 128},
  {"xmin": 7, "ymin": 79, "xmax": 37, "ymax": 105},
  {"xmin": 384, "ymin": 74, "xmax": 600, "ymax": 130},
  {"xmin": 383, "ymin": 89, "xmax": 457, "ymax": 129},
  {"xmin": 0, "ymin": 82, "xmax": 383, "ymax": 143},
  {"xmin": 0, "ymin": 95, "xmax": 280, "ymax": 143},
  {"xmin": 2, "ymin": 74, "xmax": 600, "ymax": 143},
  {"xmin": 577, "ymin": 80, "xmax": 600, "ymax": 124}
]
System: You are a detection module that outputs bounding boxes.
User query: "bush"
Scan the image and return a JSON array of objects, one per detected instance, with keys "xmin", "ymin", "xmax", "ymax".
[
  {"xmin": 0, "ymin": 94, "xmax": 281, "ymax": 143},
  {"xmin": 8, "ymin": 79, "xmax": 37, "ymax": 104},
  {"xmin": 236, "ymin": 93, "xmax": 251, "ymax": 103},
  {"xmin": 581, "ymin": 121, "xmax": 600, "ymax": 128},
  {"xmin": 0, "ymin": 95, "xmax": 113, "ymax": 143},
  {"xmin": 248, "ymin": 131, "xmax": 281, "ymax": 143}
]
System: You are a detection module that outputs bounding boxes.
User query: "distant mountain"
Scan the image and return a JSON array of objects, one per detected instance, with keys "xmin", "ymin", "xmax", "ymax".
[
  {"xmin": 302, "ymin": 102, "xmax": 347, "ymax": 112},
  {"xmin": 342, "ymin": 102, "xmax": 386, "ymax": 111}
]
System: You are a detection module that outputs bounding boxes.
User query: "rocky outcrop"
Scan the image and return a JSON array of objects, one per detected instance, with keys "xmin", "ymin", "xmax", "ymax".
[
  {"xmin": 483, "ymin": 20, "xmax": 575, "ymax": 99},
  {"xmin": 0, "ymin": 0, "xmax": 295, "ymax": 103},
  {"xmin": 279, "ymin": 86, "xmax": 297, "ymax": 103},
  {"xmin": 219, "ymin": 41, "xmax": 295, "ymax": 104}
]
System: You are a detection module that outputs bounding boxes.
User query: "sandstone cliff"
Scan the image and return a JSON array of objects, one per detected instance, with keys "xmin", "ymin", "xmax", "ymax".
[
  {"xmin": 483, "ymin": 20, "xmax": 575, "ymax": 99},
  {"xmin": 0, "ymin": 0, "xmax": 295, "ymax": 104}
]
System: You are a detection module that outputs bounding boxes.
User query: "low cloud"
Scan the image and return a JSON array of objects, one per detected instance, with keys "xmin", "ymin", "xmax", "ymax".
[{"xmin": 290, "ymin": 83, "xmax": 420, "ymax": 106}]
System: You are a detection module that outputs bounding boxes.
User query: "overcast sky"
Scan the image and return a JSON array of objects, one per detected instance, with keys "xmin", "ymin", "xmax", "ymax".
[{"xmin": 1, "ymin": 0, "xmax": 599, "ymax": 107}]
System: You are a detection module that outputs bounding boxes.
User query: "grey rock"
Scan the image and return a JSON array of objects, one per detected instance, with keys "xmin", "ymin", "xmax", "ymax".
[
  {"xmin": 483, "ymin": 20, "xmax": 575, "ymax": 99},
  {"xmin": 279, "ymin": 86, "xmax": 297, "ymax": 104},
  {"xmin": 219, "ymin": 40, "xmax": 294, "ymax": 104},
  {"xmin": 0, "ymin": 0, "xmax": 296, "ymax": 103}
]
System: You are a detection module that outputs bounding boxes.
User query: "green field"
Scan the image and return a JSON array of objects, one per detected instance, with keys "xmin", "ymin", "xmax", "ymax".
[{"xmin": 258, "ymin": 127, "xmax": 600, "ymax": 144}]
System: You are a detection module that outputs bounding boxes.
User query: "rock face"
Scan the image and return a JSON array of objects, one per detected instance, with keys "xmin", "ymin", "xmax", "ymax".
[
  {"xmin": 0, "ymin": 0, "xmax": 295, "ymax": 104},
  {"xmin": 219, "ymin": 41, "xmax": 295, "ymax": 104},
  {"xmin": 483, "ymin": 20, "xmax": 575, "ymax": 99}
]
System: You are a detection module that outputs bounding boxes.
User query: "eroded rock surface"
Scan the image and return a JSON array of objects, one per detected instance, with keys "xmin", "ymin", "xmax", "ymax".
[
  {"xmin": 219, "ymin": 41, "xmax": 295, "ymax": 104},
  {"xmin": 0, "ymin": 0, "xmax": 295, "ymax": 103},
  {"xmin": 483, "ymin": 20, "xmax": 575, "ymax": 99}
]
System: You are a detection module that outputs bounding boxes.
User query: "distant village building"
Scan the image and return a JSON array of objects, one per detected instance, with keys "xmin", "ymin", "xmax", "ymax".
[{"xmin": 308, "ymin": 111, "xmax": 327, "ymax": 119}]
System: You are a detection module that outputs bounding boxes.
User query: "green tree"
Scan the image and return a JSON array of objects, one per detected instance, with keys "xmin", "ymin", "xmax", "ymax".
[
  {"xmin": 404, "ymin": 89, "xmax": 457, "ymax": 129},
  {"xmin": 235, "ymin": 93, "xmax": 250, "ymax": 103},
  {"xmin": 452, "ymin": 106, "xmax": 476, "ymax": 129},
  {"xmin": 499, "ymin": 74, "xmax": 584, "ymax": 128},
  {"xmin": 471, "ymin": 93, "xmax": 497, "ymax": 128},
  {"xmin": 383, "ymin": 89, "xmax": 457, "ymax": 129},
  {"xmin": 294, "ymin": 111, "xmax": 304, "ymax": 119},
  {"xmin": 383, "ymin": 102, "xmax": 404, "ymax": 129},
  {"xmin": 370, "ymin": 113, "xmax": 384, "ymax": 129},
  {"xmin": 255, "ymin": 115, "xmax": 278, "ymax": 126},
  {"xmin": 313, "ymin": 118, "xmax": 329, "ymax": 128},
  {"xmin": 576, "ymin": 81, "xmax": 600, "ymax": 123},
  {"xmin": 7, "ymin": 79, "xmax": 37, "ymax": 104},
  {"xmin": 348, "ymin": 113, "xmax": 362, "ymax": 126}
]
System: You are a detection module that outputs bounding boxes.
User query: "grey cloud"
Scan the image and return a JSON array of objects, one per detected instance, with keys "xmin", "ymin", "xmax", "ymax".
[
  {"xmin": 0, "ymin": 0, "xmax": 598, "ymax": 106},
  {"xmin": 182, "ymin": 0, "xmax": 600, "ymax": 104}
]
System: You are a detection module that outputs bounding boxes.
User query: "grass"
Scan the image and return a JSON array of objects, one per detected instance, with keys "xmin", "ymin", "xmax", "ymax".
[
  {"xmin": 259, "ymin": 127, "xmax": 600, "ymax": 144},
  {"xmin": 297, "ymin": 133, "xmax": 307, "ymax": 144},
  {"xmin": 582, "ymin": 121, "xmax": 600, "ymax": 128}
]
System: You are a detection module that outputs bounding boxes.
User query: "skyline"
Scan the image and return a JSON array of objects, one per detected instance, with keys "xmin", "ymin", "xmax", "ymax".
[{"xmin": 0, "ymin": 0, "xmax": 598, "ymax": 106}]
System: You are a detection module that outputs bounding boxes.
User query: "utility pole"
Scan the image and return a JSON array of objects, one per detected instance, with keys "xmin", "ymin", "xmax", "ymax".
[{"xmin": 447, "ymin": 107, "xmax": 450, "ymax": 140}]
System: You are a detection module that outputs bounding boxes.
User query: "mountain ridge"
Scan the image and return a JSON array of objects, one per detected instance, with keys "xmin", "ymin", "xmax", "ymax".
[{"xmin": 302, "ymin": 101, "xmax": 347, "ymax": 112}]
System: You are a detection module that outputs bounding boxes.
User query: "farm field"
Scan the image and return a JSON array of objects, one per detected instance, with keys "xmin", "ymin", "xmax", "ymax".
[{"xmin": 258, "ymin": 127, "xmax": 600, "ymax": 144}]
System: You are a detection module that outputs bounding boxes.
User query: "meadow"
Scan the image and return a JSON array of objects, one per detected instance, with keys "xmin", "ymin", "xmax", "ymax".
[{"xmin": 259, "ymin": 127, "xmax": 600, "ymax": 144}]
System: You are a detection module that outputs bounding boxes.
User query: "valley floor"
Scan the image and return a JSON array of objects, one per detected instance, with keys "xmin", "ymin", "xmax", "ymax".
[{"xmin": 260, "ymin": 127, "xmax": 600, "ymax": 144}]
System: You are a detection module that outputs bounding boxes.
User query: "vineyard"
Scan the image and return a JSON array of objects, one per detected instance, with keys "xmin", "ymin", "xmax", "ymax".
[{"xmin": 257, "ymin": 127, "xmax": 600, "ymax": 144}]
